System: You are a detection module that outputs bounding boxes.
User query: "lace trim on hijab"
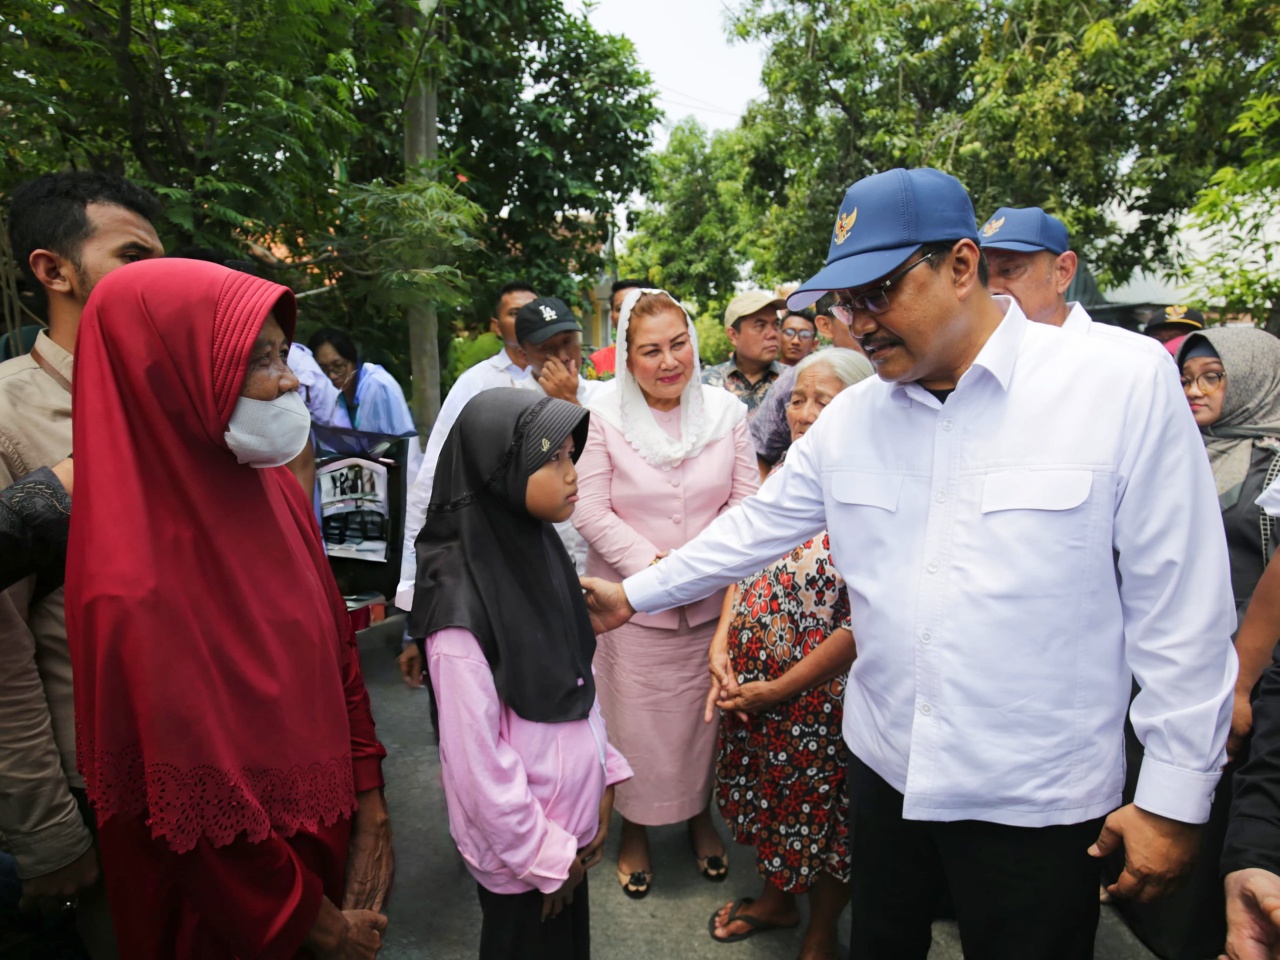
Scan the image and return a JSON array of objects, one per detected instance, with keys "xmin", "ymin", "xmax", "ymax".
[
  {"xmin": 77, "ymin": 722, "xmax": 356, "ymax": 853},
  {"xmin": 587, "ymin": 288, "xmax": 744, "ymax": 470}
]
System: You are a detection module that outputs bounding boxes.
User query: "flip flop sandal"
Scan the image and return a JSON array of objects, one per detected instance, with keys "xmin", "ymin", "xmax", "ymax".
[
  {"xmin": 707, "ymin": 897, "xmax": 797, "ymax": 943},
  {"xmin": 616, "ymin": 865, "xmax": 652, "ymax": 900}
]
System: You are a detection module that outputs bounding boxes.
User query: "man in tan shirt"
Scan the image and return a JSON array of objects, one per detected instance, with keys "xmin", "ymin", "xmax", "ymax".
[{"xmin": 1, "ymin": 172, "xmax": 162, "ymax": 953}]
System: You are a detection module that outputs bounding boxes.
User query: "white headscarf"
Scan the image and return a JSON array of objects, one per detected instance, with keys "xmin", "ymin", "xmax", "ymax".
[{"xmin": 587, "ymin": 288, "xmax": 745, "ymax": 471}]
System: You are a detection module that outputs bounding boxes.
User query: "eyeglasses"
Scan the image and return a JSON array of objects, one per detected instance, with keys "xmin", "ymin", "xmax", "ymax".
[
  {"xmin": 831, "ymin": 251, "xmax": 937, "ymax": 323},
  {"xmin": 781, "ymin": 329, "xmax": 815, "ymax": 341},
  {"xmin": 1180, "ymin": 371, "xmax": 1226, "ymax": 393},
  {"xmin": 319, "ymin": 359, "xmax": 354, "ymax": 379}
]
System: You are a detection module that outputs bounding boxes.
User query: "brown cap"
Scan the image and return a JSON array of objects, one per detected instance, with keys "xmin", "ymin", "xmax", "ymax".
[{"xmin": 724, "ymin": 291, "xmax": 786, "ymax": 328}]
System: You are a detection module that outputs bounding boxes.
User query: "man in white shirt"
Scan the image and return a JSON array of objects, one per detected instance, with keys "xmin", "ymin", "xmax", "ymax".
[
  {"xmin": 582, "ymin": 168, "xmax": 1236, "ymax": 958},
  {"xmin": 394, "ymin": 281, "xmax": 537, "ymax": 610},
  {"xmin": 980, "ymin": 205, "xmax": 1156, "ymax": 348}
]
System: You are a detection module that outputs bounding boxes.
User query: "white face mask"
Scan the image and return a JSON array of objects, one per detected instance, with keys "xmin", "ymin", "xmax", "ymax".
[{"xmin": 224, "ymin": 391, "xmax": 312, "ymax": 468}]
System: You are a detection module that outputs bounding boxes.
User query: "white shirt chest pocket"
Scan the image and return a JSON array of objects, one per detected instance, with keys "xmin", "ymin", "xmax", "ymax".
[
  {"xmin": 827, "ymin": 472, "xmax": 903, "ymax": 561},
  {"xmin": 980, "ymin": 469, "xmax": 1093, "ymax": 514},
  {"xmin": 971, "ymin": 468, "xmax": 1097, "ymax": 599}
]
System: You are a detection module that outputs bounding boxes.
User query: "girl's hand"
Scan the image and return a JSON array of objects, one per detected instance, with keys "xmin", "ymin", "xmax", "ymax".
[
  {"xmin": 716, "ymin": 680, "xmax": 781, "ymax": 720},
  {"xmin": 542, "ymin": 858, "xmax": 585, "ymax": 922},
  {"xmin": 577, "ymin": 786, "xmax": 614, "ymax": 870}
]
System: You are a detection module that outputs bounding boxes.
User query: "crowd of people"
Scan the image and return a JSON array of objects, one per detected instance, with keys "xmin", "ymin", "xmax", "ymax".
[{"xmin": 4, "ymin": 161, "xmax": 1280, "ymax": 960}]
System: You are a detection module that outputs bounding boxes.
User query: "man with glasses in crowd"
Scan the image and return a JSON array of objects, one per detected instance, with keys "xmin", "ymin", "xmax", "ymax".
[
  {"xmin": 582, "ymin": 167, "xmax": 1236, "ymax": 960},
  {"xmin": 700, "ymin": 290, "xmax": 785, "ymax": 419},
  {"xmin": 778, "ymin": 309, "xmax": 818, "ymax": 366}
]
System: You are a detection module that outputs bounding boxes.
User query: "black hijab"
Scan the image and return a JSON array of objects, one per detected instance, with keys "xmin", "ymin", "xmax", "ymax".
[{"xmin": 410, "ymin": 389, "xmax": 596, "ymax": 723}]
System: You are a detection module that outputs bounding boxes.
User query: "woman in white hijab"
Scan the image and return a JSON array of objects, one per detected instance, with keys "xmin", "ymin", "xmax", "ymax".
[{"xmin": 572, "ymin": 289, "xmax": 760, "ymax": 899}]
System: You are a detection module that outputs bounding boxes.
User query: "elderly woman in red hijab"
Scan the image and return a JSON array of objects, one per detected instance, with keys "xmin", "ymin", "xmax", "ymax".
[{"xmin": 65, "ymin": 259, "xmax": 392, "ymax": 959}]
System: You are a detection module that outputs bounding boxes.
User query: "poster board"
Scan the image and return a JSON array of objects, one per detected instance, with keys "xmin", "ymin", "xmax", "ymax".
[{"xmin": 318, "ymin": 457, "xmax": 390, "ymax": 562}]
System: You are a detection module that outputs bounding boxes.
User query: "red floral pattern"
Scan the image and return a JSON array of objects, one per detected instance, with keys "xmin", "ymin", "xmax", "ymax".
[{"xmin": 716, "ymin": 533, "xmax": 852, "ymax": 892}]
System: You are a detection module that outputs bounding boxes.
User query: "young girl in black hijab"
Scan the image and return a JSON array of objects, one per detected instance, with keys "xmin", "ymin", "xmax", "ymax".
[{"xmin": 410, "ymin": 389, "xmax": 631, "ymax": 960}]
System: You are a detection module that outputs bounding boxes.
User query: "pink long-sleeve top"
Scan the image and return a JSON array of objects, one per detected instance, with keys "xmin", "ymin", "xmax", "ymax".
[
  {"xmin": 426, "ymin": 626, "xmax": 633, "ymax": 895},
  {"xmin": 572, "ymin": 411, "xmax": 760, "ymax": 629}
]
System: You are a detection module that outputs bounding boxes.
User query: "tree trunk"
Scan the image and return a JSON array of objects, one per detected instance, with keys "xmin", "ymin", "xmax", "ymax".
[
  {"xmin": 403, "ymin": 2, "xmax": 440, "ymax": 446},
  {"xmin": 1265, "ymin": 297, "xmax": 1280, "ymax": 337}
]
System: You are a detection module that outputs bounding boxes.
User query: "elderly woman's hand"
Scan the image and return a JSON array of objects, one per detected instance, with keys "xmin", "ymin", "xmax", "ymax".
[
  {"xmin": 716, "ymin": 680, "xmax": 782, "ymax": 720},
  {"xmin": 343, "ymin": 789, "xmax": 394, "ymax": 913}
]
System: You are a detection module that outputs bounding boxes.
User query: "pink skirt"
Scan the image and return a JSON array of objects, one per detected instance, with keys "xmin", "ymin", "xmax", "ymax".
[{"xmin": 594, "ymin": 614, "xmax": 719, "ymax": 825}]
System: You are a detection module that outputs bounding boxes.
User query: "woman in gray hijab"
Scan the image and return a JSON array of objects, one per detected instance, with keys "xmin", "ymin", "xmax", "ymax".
[
  {"xmin": 1112, "ymin": 325, "xmax": 1280, "ymax": 960},
  {"xmin": 1180, "ymin": 326, "xmax": 1280, "ymax": 611}
]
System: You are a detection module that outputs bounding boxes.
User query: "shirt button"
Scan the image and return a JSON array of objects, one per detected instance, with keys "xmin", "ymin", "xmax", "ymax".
[
  {"xmin": 927, "ymin": 561, "xmax": 940, "ymax": 574},
  {"xmin": 941, "ymin": 419, "xmax": 954, "ymax": 431},
  {"xmin": 920, "ymin": 631, "xmax": 932, "ymax": 644},
  {"xmin": 919, "ymin": 703, "xmax": 933, "ymax": 716},
  {"xmin": 669, "ymin": 478, "xmax": 680, "ymax": 487},
  {"xmin": 935, "ymin": 491, "xmax": 946, "ymax": 504},
  {"xmin": 672, "ymin": 515, "xmax": 682, "ymax": 524}
]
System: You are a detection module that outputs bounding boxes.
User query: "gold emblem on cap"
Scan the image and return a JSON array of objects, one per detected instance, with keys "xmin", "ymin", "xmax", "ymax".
[
  {"xmin": 833, "ymin": 208, "xmax": 858, "ymax": 245},
  {"xmin": 541, "ymin": 437, "xmax": 551, "ymax": 452},
  {"xmin": 1166, "ymin": 304, "xmax": 1188, "ymax": 320},
  {"xmin": 982, "ymin": 215, "xmax": 1006, "ymax": 237}
]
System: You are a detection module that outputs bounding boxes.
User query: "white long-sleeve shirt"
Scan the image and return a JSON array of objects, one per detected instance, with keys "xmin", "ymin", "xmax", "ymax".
[
  {"xmin": 395, "ymin": 349, "xmax": 532, "ymax": 609},
  {"xmin": 625, "ymin": 297, "xmax": 1236, "ymax": 828}
]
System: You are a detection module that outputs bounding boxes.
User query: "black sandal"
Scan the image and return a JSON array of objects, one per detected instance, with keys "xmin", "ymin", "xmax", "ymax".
[{"xmin": 616, "ymin": 865, "xmax": 652, "ymax": 899}]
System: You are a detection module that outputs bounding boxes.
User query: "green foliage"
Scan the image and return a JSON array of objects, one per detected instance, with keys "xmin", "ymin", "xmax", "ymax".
[
  {"xmin": 1187, "ymin": 59, "xmax": 1280, "ymax": 327},
  {"xmin": 694, "ymin": 309, "xmax": 733, "ymax": 366},
  {"xmin": 625, "ymin": 0, "xmax": 1279, "ymax": 294},
  {"xmin": 620, "ymin": 120, "xmax": 750, "ymax": 304},
  {"xmin": 443, "ymin": 330, "xmax": 504, "ymax": 393},
  {"xmin": 1, "ymin": 0, "xmax": 659, "ymax": 395}
]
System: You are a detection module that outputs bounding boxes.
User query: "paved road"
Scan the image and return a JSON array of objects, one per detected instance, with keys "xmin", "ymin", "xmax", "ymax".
[{"xmin": 361, "ymin": 621, "xmax": 1160, "ymax": 960}]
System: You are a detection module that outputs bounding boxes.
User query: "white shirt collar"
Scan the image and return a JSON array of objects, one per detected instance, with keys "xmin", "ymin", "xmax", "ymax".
[
  {"xmin": 889, "ymin": 296, "xmax": 1027, "ymax": 407},
  {"xmin": 486, "ymin": 346, "xmax": 529, "ymax": 376},
  {"xmin": 1061, "ymin": 301, "xmax": 1093, "ymax": 334}
]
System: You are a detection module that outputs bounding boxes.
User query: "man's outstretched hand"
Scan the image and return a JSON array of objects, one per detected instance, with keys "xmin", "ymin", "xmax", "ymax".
[{"xmin": 579, "ymin": 577, "xmax": 635, "ymax": 635}]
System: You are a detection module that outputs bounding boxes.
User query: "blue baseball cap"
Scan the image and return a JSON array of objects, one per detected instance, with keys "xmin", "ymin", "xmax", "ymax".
[
  {"xmin": 787, "ymin": 168, "xmax": 980, "ymax": 311},
  {"xmin": 978, "ymin": 206, "xmax": 1070, "ymax": 255}
]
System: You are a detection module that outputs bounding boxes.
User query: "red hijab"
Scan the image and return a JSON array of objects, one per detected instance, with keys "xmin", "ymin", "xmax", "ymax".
[{"xmin": 67, "ymin": 259, "xmax": 357, "ymax": 853}]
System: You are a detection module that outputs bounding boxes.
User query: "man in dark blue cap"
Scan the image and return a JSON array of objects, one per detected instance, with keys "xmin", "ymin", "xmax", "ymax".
[
  {"xmin": 979, "ymin": 206, "xmax": 1079, "ymax": 328},
  {"xmin": 580, "ymin": 167, "xmax": 1236, "ymax": 958}
]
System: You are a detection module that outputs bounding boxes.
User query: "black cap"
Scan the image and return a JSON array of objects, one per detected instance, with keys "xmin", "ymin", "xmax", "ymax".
[
  {"xmin": 1146, "ymin": 304, "xmax": 1206, "ymax": 336},
  {"xmin": 515, "ymin": 297, "xmax": 582, "ymax": 346}
]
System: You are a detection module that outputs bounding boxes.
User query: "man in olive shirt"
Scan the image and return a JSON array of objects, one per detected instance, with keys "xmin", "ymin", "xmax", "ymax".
[{"xmin": 0, "ymin": 173, "xmax": 162, "ymax": 953}]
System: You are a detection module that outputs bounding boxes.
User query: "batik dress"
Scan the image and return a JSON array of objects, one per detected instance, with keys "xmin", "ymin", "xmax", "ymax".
[{"xmin": 715, "ymin": 532, "xmax": 853, "ymax": 892}]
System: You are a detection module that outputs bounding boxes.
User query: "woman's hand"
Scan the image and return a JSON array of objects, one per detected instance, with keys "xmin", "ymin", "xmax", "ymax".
[
  {"xmin": 397, "ymin": 645, "xmax": 423, "ymax": 689},
  {"xmin": 342, "ymin": 789, "xmax": 394, "ymax": 912},
  {"xmin": 705, "ymin": 641, "xmax": 739, "ymax": 723},
  {"xmin": 542, "ymin": 858, "xmax": 586, "ymax": 922},
  {"xmin": 1228, "ymin": 687, "xmax": 1254, "ymax": 763},
  {"xmin": 328, "ymin": 911, "xmax": 386, "ymax": 960},
  {"xmin": 306, "ymin": 898, "xmax": 387, "ymax": 960},
  {"xmin": 716, "ymin": 680, "xmax": 782, "ymax": 721}
]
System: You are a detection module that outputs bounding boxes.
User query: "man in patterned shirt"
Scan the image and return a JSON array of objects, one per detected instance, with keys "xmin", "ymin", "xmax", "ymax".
[{"xmin": 700, "ymin": 290, "xmax": 785, "ymax": 419}]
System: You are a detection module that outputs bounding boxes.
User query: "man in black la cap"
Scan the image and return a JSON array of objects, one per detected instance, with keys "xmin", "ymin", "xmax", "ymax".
[
  {"xmin": 578, "ymin": 167, "xmax": 1236, "ymax": 959},
  {"xmin": 514, "ymin": 297, "xmax": 603, "ymax": 406}
]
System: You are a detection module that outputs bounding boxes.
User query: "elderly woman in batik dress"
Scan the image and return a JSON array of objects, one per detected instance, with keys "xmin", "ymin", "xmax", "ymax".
[{"xmin": 704, "ymin": 348, "xmax": 873, "ymax": 960}]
